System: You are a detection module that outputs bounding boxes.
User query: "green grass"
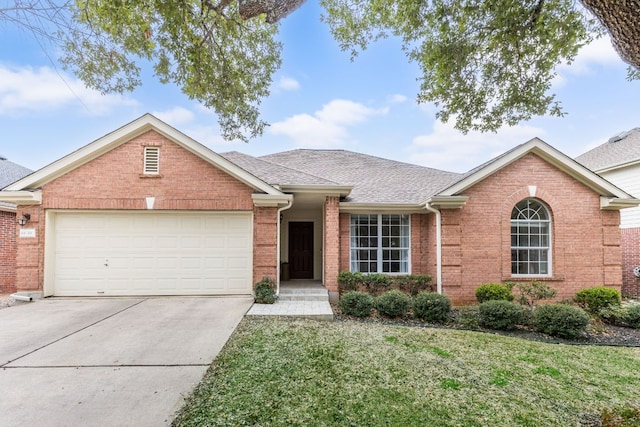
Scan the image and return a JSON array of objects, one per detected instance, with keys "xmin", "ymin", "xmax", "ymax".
[{"xmin": 173, "ymin": 318, "xmax": 640, "ymax": 426}]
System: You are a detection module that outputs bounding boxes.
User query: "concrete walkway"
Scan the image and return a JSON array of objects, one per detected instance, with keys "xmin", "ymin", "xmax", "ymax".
[
  {"xmin": 0, "ymin": 296, "xmax": 252, "ymax": 427},
  {"xmin": 246, "ymin": 281, "xmax": 334, "ymax": 321}
]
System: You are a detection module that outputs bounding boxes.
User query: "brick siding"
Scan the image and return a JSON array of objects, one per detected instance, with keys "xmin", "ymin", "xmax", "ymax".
[
  {"xmin": 621, "ymin": 228, "xmax": 640, "ymax": 297},
  {"xmin": 441, "ymin": 153, "xmax": 622, "ymax": 305},
  {"xmin": 0, "ymin": 210, "xmax": 17, "ymax": 293}
]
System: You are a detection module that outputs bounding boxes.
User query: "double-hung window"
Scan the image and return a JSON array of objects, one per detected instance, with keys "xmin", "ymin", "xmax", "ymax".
[
  {"xmin": 350, "ymin": 214, "xmax": 410, "ymax": 273},
  {"xmin": 511, "ymin": 199, "xmax": 551, "ymax": 276}
]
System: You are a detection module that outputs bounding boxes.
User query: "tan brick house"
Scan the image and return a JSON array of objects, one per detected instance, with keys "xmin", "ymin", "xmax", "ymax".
[{"xmin": 0, "ymin": 114, "xmax": 637, "ymax": 304}]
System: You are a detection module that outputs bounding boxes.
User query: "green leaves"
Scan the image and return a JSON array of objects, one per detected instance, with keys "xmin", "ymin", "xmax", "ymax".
[
  {"xmin": 321, "ymin": 0, "xmax": 603, "ymax": 132},
  {"xmin": 60, "ymin": 0, "xmax": 282, "ymax": 141}
]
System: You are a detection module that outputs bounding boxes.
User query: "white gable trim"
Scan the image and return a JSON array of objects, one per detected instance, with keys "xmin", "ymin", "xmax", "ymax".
[
  {"xmin": 3, "ymin": 114, "xmax": 284, "ymax": 196},
  {"xmin": 439, "ymin": 138, "xmax": 636, "ymax": 200}
]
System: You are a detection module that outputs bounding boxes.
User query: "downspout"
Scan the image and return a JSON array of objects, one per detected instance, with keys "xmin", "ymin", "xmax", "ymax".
[
  {"xmin": 425, "ymin": 202, "xmax": 443, "ymax": 294},
  {"xmin": 275, "ymin": 198, "xmax": 293, "ymax": 296}
]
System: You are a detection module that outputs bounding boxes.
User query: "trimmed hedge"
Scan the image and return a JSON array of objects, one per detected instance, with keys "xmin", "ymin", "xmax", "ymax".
[
  {"xmin": 376, "ymin": 290, "xmax": 412, "ymax": 318},
  {"xmin": 339, "ymin": 291, "xmax": 374, "ymax": 318},
  {"xmin": 478, "ymin": 300, "xmax": 523, "ymax": 330},
  {"xmin": 413, "ymin": 292, "xmax": 451, "ymax": 323},
  {"xmin": 574, "ymin": 287, "xmax": 621, "ymax": 315},
  {"xmin": 533, "ymin": 304, "xmax": 589, "ymax": 338},
  {"xmin": 337, "ymin": 271, "xmax": 432, "ymax": 296},
  {"xmin": 475, "ymin": 283, "xmax": 514, "ymax": 303}
]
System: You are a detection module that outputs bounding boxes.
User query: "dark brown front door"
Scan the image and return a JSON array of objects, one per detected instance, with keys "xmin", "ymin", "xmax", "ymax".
[{"xmin": 289, "ymin": 222, "xmax": 314, "ymax": 279}]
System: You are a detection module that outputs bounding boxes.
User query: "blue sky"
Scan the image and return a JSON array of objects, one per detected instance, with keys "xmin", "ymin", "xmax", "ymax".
[{"xmin": 1, "ymin": 2, "xmax": 639, "ymax": 173}]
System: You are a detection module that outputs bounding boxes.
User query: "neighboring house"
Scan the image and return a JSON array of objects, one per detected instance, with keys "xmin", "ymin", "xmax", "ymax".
[
  {"xmin": 0, "ymin": 156, "xmax": 33, "ymax": 294},
  {"xmin": 0, "ymin": 114, "xmax": 637, "ymax": 304},
  {"xmin": 576, "ymin": 128, "xmax": 640, "ymax": 297}
]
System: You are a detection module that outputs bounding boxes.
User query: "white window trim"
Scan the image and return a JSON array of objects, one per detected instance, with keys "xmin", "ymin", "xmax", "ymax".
[
  {"xmin": 349, "ymin": 214, "xmax": 412, "ymax": 275},
  {"xmin": 510, "ymin": 199, "xmax": 552, "ymax": 277},
  {"xmin": 143, "ymin": 146, "xmax": 160, "ymax": 175}
]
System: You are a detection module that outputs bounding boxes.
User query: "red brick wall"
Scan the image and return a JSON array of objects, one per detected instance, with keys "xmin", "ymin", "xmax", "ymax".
[
  {"xmin": 253, "ymin": 206, "xmax": 278, "ymax": 285},
  {"xmin": 14, "ymin": 130, "xmax": 265, "ymax": 292},
  {"xmin": 324, "ymin": 197, "xmax": 340, "ymax": 298},
  {"xmin": 0, "ymin": 210, "xmax": 17, "ymax": 293},
  {"xmin": 621, "ymin": 228, "xmax": 640, "ymax": 297},
  {"xmin": 441, "ymin": 153, "xmax": 622, "ymax": 305}
]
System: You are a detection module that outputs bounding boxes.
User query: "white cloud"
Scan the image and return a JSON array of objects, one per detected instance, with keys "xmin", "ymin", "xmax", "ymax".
[
  {"xmin": 388, "ymin": 94, "xmax": 408, "ymax": 104},
  {"xmin": 183, "ymin": 124, "xmax": 236, "ymax": 147},
  {"xmin": 151, "ymin": 106, "xmax": 195, "ymax": 126},
  {"xmin": 0, "ymin": 65, "xmax": 137, "ymax": 115},
  {"xmin": 408, "ymin": 119, "xmax": 545, "ymax": 172},
  {"xmin": 278, "ymin": 76, "xmax": 301, "ymax": 91},
  {"xmin": 270, "ymin": 99, "xmax": 388, "ymax": 147},
  {"xmin": 558, "ymin": 36, "xmax": 624, "ymax": 79}
]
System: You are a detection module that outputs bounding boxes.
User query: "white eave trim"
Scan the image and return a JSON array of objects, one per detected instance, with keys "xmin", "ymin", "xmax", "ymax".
[
  {"xmin": 252, "ymin": 193, "xmax": 294, "ymax": 207},
  {"xmin": 439, "ymin": 138, "xmax": 634, "ymax": 199},
  {"xmin": 0, "ymin": 190, "xmax": 42, "ymax": 205},
  {"xmin": 339, "ymin": 202, "xmax": 426, "ymax": 213},
  {"xmin": 593, "ymin": 158, "xmax": 640, "ymax": 174},
  {"xmin": 279, "ymin": 184, "xmax": 352, "ymax": 197},
  {"xmin": 600, "ymin": 197, "xmax": 640, "ymax": 210},
  {"xmin": 4, "ymin": 114, "xmax": 284, "ymax": 197},
  {"xmin": 424, "ymin": 196, "xmax": 469, "ymax": 209}
]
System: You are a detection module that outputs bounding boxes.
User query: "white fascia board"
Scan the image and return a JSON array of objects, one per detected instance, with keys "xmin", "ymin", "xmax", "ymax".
[
  {"xmin": 440, "ymin": 138, "xmax": 634, "ymax": 199},
  {"xmin": 339, "ymin": 202, "xmax": 426, "ymax": 213},
  {"xmin": 594, "ymin": 158, "xmax": 640, "ymax": 174},
  {"xmin": 0, "ymin": 190, "xmax": 42, "ymax": 205},
  {"xmin": 600, "ymin": 197, "xmax": 640, "ymax": 210},
  {"xmin": 5, "ymin": 114, "xmax": 284, "ymax": 197},
  {"xmin": 279, "ymin": 184, "xmax": 352, "ymax": 197},
  {"xmin": 424, "ymin": 196, "xmax": 469, "ymax": 209},
  {"xmin": 252, "ymin": 193, "xmax": 294, "ymax": 207},
  {"xmin": 0, "ymin": 203, "xmax": 17, "ymax": 213}
]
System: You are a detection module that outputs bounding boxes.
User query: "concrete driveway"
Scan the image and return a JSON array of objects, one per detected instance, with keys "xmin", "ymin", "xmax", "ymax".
[{"xmin": 0, "ymin": 296, "xmax": 253, "ymax": 427}]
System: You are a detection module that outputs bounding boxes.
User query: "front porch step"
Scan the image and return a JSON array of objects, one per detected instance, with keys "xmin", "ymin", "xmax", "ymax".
[
  {"xmin": 278, "ymin": 287, "xmax": 329, "ymax": 301},
  {"xmin": 246, "ymin": 285, "xmax": 334, "ymax": 321}
]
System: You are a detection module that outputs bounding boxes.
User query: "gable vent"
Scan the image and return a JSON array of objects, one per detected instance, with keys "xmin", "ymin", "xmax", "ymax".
[{"xmin": 143, "ymin": 147, "xmax": 160, "ymax": 174}]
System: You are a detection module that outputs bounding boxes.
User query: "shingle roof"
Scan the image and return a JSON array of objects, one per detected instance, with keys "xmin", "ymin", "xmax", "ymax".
[
  {"xmin": 259, "ymin": 149, "xmax": 462, "ymax": 204},
  {"xmin": 220, "ymin": 151, "xmax": 339, "ymax": 186},
  {"xmin": 0, "ymin": 156, "xmax": 32, "ymax": 190},
  {"xmin": 575, "ymin": 128, "xmax": 640, "ymax": 171}
]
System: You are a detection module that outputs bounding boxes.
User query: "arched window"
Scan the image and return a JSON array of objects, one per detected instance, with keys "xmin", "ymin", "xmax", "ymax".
[{"xmin": 511, "ymin": 199, "xmax": 551, "ymax": 275}]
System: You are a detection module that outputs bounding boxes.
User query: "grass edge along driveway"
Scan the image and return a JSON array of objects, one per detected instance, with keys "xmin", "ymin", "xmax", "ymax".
[{"xmin": 173, "ymin": 318, "xmax": 640, "ymax": 427}]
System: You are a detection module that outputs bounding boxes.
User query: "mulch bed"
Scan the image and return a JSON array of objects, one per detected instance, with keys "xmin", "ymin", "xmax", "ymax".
[{"xmin": 332, "ymin": 305, "xmax": 640, "ymax": 347}]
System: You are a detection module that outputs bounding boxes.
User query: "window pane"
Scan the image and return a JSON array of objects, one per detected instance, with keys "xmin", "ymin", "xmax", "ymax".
[
  {"xmin": 350, "ymin": 214, "xmax": 410, "ymax": 273},
  {"xmin": 511, "ymin": 200, "xmax": 550, "ymax": 276}
]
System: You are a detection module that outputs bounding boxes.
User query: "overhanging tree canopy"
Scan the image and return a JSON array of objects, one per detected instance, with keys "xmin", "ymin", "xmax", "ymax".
[{"xmin": 2, "ymin": 0, "xmax": 639, "ymax": 140}]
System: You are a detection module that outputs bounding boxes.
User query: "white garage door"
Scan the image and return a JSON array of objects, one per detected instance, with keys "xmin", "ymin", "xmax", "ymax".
[{"xmin": 51, "ymin": 211, "xmax": 253, "ymax": 296}]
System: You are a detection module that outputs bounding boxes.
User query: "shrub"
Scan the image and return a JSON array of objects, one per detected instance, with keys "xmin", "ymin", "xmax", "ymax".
[
  {"xmin": 396, "ymin": 275, "xmax": 433, "ymax": 296},
  {"xmin": 413, "ymin": 292, "xmax": 451, "ymax": 323},
  {"xmin": 339, "ymin": 291, "xmax": 374, "ymax": 317},
  {"xmin": 478, "ymin": 300, "xmax": 524, "ymax": 330},
  {"xmin": 254, "ymin": 277, "xmax": 277, "ymax": 304},
  {"xmin": 533, "ymin": 304, "xmax": 590, "ymax": 339},
  {"xmin": 623, "ymin": 304, "xmax": 640, "ymax": 329},
  {"xmin": 362, "ymin": 274, "xmax": 392, "ymax": 295},
  {"xmin": 376, "ymin": 290, "xmax": 412, "ymax": 318},
  {"xmin": 475, "ymin": 283, "xmax": 514, "ymax": 303},
  {"xmin": 337, "ymin": 271, "xmax": 363, "ymax": 295},
  {"xmin": 514, "ymin": 281, "xmax": 558, "ymax": 308},
  {"xmin": 574, "ymin": 287, "xmax": 622, "ymax": 315}
]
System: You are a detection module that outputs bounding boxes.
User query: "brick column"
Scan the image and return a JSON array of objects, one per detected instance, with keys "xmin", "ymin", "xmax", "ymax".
[
  {"xmin": 253, "ymin": 206, "xmax": 278, "ymax": 286},
  {"xmin": 324, "ymin": 196, "xmax": 340, "ymax": 302},
  {"xmin": 0, "ymin": 210, "xmax": 17, "ymax": 293}
]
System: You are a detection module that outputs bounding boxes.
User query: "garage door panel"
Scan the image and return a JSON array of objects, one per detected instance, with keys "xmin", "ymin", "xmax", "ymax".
[{"xmin": 52, "ymin": 212, "xmax": 253, "ymax": 296}]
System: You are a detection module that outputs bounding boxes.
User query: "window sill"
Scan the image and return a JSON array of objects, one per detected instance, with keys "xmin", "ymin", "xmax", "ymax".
[
  {"xmin": 503, "ymin": 276, "xmax": 565, "ymax": 282},
  {"xmin": 139, "ymin": 174, "xmax": 163, "ymax": 179}
]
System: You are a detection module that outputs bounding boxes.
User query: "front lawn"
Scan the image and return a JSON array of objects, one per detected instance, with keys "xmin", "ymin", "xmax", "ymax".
[{"xmin": 173, "ymin": 318, "xmax": 640, "ymax": 426}]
